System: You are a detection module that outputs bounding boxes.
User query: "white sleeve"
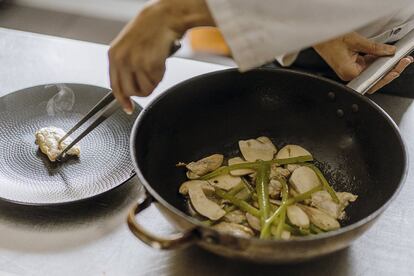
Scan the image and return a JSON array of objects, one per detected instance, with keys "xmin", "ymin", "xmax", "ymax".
[{"xmin": 206, "ymin": 0, "xmax": 411, "ymax": 71}]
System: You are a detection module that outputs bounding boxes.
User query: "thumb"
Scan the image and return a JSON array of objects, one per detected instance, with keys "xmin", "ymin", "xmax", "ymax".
[{"xmin": 347, "ymin": 32, "xmax": 396, "ymax": 56}]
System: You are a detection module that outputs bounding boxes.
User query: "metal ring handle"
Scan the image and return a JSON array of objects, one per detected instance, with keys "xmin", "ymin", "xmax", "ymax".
[
  {"xmin": 347, "ymin": 29, "xmax": 414, "ymax": 94},
  {"xmin": 127, "ymin": 195, "xmax": 197, "ymax": 250}
]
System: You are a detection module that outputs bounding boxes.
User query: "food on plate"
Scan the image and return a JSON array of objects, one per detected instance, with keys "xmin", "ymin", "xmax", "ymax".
[
  {"xmin": 35, "ymin": 126, "xmax": 80, "ymax": 162},
  {"xmin": 177, "ymin": 137, "xmax": 357, "ymax": 240}
]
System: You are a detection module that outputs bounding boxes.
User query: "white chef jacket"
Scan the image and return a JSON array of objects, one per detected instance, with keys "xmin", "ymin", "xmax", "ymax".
[{"xmin": 206, "ymin": 0, "xmax": 414, "ymax": 70}]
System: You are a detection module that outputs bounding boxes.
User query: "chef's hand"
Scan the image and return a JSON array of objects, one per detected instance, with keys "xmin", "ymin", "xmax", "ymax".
[
  {"xmin": 313, "ymin": 32, "xmax": 413, "ymax": 94},
  {"xmin": 109, "ymin": 0, "xmax": 215, "ymax": 113}
]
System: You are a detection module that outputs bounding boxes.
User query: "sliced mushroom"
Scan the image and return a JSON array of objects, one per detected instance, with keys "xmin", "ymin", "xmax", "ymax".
[
  {"xmin": 179, "ymin": 180, "xmax": 214, "ymax": 196},
  {"xmin": 287, "ymin": 205, "xmax": 310, "ymax": 228},
  {"xmin": 289, "ymin": 166, "xmax": 321, "ymax": 194},
  {"xmin": 187, "ymin": 181, "xmax": 225, "ymax": 220},
  {"xmin": 270, "ymin": 164, "xmax": 291, "ymax": 178},
  {"xmin": 286, "ymin": 164, "xmax": 301, "ymax": 172},
  {"xmin": 186, "ymin": 171, "xmax": 200, "ymax": 179},
  {"xmin": 299, "ymin": 205, "xmax": 340, "ymax": 231},
  {"xmin": 311, "ymin": 190, "xmax": 358, "ymax": 219},
  {"xmin": 245, "ymin": 212, "xmax": 261, "ymax": 231},
  {"xmin": 228, "ymin": 157, "xmax": 255, "ymax": 176},
  {"xmin": 186, "ymin": 199, "xmax": 199, "ymax": 217},
  {"xmin": 276, "ymin": 145, "xmax": 312, "ymax": 159},
  {"xmin": 186, "ymin": 199, "xmax": 219, "ymax": 222},
  {"xmin": 208, "ymin": 174, "xmax": 242, "ymax": 191},
  {"xmin": 224, "ymin": 210, "xmax": 246, "ymax": 224},
  {"xmin": 186, "ymin": 154, "xmax": 224, "ymax": 176},
  {"xmin": 268, "ymin": 178, "xmax": 282, "ymax": 198},
  {"xmin": 212, "ymin": 222, "xmax": 254, "ymax": 238},
  {"xmin": 238, "ymin": 136, "xmax": 277, "ymax": 162}
]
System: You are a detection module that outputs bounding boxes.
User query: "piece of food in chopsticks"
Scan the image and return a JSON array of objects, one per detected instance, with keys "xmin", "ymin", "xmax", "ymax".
[
  {"xmin": 177, "ymin": 136, "xmax": 358, "ymax": 240},
  {"xmin": 35, "ymin": 126, "xmax": 80, "ymax": 162}
]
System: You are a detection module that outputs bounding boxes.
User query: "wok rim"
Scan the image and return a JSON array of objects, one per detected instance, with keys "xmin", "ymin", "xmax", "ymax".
[{"xmin": 130, "ymin": 67, "xmax": 409, "ymax": 244}]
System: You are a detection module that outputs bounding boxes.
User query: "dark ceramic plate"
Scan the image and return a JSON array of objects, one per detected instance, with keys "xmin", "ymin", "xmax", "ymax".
[{"xmin": 0, "ymin": 83, "xmax": 139, "ymax": 205}]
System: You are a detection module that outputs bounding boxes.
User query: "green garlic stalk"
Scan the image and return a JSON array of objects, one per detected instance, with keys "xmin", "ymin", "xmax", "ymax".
[
  {"xmin": 200, "ymin": 155, "xmax": 313, "ymax": 180},
  {"xmin": 256, "ymin": 162, "xmax": 271, "ymax": 227},
  {"xmin": 215, "ymin": 189, "xmax": 260, "ymax": 217}
]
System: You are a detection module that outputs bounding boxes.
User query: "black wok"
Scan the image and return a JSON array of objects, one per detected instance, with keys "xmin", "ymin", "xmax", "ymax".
[{"xmin": 126, "ymin": 33, "xmax": 414, "ymax": 263}]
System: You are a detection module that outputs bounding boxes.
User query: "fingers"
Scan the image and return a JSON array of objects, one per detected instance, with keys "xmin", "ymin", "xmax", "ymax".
[
  {"xmin": 367, "ymin": 56, "xmax": 413, "ymax": 94},
  {"xmin": 135, "ymin": 70, "xmax": 156, "ymax": 97},
  {"xmin": 108, "ymin": 45, "xmax": 163, "ymax": 113},
  {"xmin": 120, "ymin": 69, "xmax": 140, "ymax": 97},
  {"xmin": 335, "ymin": 56, "xmax": 365, "ymax": 81},
  {"xmin": 109, "ymin": 64, "xmax": 133, "ymax": 114},
  {"xmin": 107, "ymin": 4, "xmax": 174, "ymax": 114},
  {"xmin": 346, "ymin": 32, "xmax": 396, "ymax": 56},
  {"xmin": 392, "ymin": 56, "xmax": 414, "ymax": 74},
  {"xmin": 362, "ymin": 54, "xmax": 377, "ymax": 66},
  {"xmin": 355, "ymin": 55, "xmax": 367, "ymax": 69},
  {"xmin": 367, "ymin": 72, "xmax": 400, "ymax": 95}
]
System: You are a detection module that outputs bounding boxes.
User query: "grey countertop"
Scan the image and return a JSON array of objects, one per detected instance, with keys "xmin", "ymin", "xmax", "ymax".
[{"xmin": 0, "ymin": 28, "xmax": 413, "ymax": 276}]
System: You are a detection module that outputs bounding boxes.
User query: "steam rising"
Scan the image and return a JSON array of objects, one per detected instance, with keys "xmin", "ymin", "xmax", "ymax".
[{"xmin": 46, "ymin": 84, "xmax": 75, "ymax": 116}]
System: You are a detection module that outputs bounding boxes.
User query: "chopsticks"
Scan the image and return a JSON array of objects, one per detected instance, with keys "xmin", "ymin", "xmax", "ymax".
[{"xmin": 57, "ymin": 92, "xmax": 119, "ymax": 160}]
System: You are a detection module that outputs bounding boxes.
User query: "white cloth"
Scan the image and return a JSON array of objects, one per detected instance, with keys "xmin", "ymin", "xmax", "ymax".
[
  {"xmin": 358, "ymin": 6, "xmax": 414, "ymax": 43},
  {"xmin": 206, "ymin": 0, "xmax": 414, "ymax": 70}
]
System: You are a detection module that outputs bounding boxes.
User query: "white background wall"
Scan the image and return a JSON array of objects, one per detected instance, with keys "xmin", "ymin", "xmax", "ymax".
[{"xmin": 15, "ymin": 0, "xmax": 146, "ymax": 21}]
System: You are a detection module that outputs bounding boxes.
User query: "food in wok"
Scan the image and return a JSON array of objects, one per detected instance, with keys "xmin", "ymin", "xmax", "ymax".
[{"xmin": 178, "ymin": 136, "xmax": 357, "ymax": 240}]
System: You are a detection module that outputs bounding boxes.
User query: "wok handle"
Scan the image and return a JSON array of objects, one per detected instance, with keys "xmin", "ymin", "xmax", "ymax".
[
  {"xmin": 347, "ymin": 29, "xmax": 414, "ymax": 94},
  {"xmin": 127, "ymin": 195, "xmax": 197, "ymax": 249}
]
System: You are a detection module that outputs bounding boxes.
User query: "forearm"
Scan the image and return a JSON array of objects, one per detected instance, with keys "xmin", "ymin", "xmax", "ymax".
[
  {"xmin": 109, "ymin": 0, "xmax": 216, "ymax": 111},
  {"xmin": 156, "ymin": 0, "xmax": 216, "ymax": 36}
]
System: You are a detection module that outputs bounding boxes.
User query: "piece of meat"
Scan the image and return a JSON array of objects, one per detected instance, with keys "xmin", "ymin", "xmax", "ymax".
[
  {"xmin": 186, "ymin": 154, "xmax": 224, "ymax": 176},
  {"xmin": 337, "ymin": 192, "xmax": 358, "ymax": 205},
  {"xmin": 270, "ymin": 164, "xmax": 291, "ymax": 178},
  {"xmin": 286, "ymin": 164, "xmax": 301, "ymax": 172},
  {"xmin": 311, "ymin": 190, "xmax": 358, "ymax": 219},
  {"xmin": 268, "ymin": 178, "xmax": 282, "ymax": 198},
  {"xmin": 35, "ymin": 126, "xmax": 80, "ymax": 162}
]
